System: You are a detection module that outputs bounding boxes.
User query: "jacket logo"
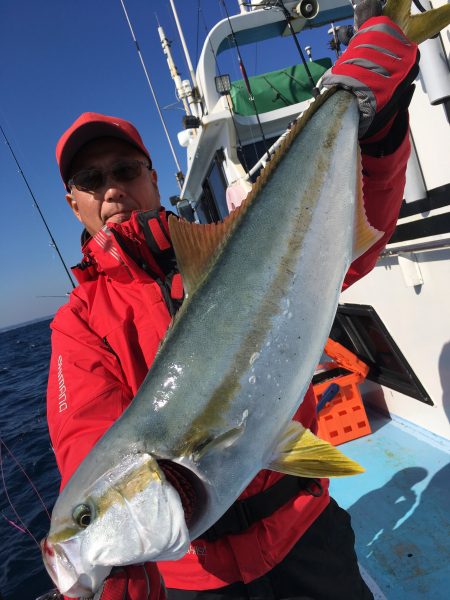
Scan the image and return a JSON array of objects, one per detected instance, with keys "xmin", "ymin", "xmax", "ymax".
[
  {"xmin": 187, "ymin": 543, "xmax": 207, "ymax": 556},
  {"xmin": 57, "ymin": 355, "xmax": 68, "ymax": 413}
]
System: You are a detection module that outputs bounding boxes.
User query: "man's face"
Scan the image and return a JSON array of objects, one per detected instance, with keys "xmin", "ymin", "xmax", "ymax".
[{"xmin": 66, "ymin": 137, "xmax": 161, "ymax": 236}]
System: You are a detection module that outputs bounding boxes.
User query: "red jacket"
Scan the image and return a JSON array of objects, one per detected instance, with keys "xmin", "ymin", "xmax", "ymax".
[{"xmin": 47, "ymin": 134, "xmax": 410, "ymax": 594}]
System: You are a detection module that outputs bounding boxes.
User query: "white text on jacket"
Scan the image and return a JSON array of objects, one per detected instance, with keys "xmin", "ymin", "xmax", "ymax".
[{"xmin": 57, "ymin": 355, "xmax": 68, "ymax": 412}]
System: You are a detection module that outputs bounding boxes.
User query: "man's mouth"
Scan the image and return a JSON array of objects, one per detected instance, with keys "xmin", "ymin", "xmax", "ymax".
[{"xmin": 106, "ymin": 211, "xmax": 132, "ymax": 224}]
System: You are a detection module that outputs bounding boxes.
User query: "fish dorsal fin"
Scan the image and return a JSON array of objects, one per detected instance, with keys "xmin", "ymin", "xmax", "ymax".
[
  {"xmin": 168, "ymin": 206, "xmax": 245, "ymax": 296},
  {"xmin": 353, "ymin": 147, "xmax": 383, "ymax": 259},
  {"xmin": 268, "ymin": 421, "xmax": 364, "ymax": 478}
]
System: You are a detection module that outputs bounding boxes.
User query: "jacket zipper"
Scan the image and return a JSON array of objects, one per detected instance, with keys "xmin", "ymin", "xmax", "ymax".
[{"xmin": 103, "ymin": 336, "xmax": 122, "ymax": 367}]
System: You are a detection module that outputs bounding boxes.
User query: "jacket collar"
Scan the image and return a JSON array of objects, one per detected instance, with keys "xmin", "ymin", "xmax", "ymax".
[{"xmin": 72, "ymin": 208, "xmax": 170, "ymax": 285}]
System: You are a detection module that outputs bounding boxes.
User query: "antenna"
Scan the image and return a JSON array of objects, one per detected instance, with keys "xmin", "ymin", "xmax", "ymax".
[
  {"xmin": 0, "ymin": 124, "xmax": 76, "ymax": 289},
  {"xmin": 119, "ymin": 0, "xmax": 185, "ymax": 189},
  {"xmin": 157, "ymin": 24, "xmax": 192, "ymax": 116},
  {"xmin": 168, "ymin": 0, "xmax": 204, "ymax": 117}
]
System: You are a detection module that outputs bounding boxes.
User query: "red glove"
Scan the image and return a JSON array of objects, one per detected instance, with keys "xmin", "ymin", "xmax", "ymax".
[
  {"xmin": 321, "ymin": 15, "xmax": 419, "ymax": 140},
  {"xmin": 62, "ymin": 564, "xmax": 165, "ymax": 600},
  {"xmin": 90, "ymin": 569, "xmax": 128, "ymax": 600}
]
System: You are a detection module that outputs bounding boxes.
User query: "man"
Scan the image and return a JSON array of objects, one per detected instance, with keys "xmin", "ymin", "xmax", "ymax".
[{"xmin": 47, "ymin": 13, "xmax": 418, "ymax": 600}]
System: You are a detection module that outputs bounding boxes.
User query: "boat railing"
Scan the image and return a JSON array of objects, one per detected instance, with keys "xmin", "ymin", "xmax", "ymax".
[{"xmin": 382, "ymin": 237, "xmax": 450, "ymax": 257}]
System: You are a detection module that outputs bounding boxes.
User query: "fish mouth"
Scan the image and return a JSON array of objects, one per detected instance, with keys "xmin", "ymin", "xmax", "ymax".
[
  {"xmin": 159, "ymin": 460, "xmax": 206, "ymax": 529},
  {"xmin": 41, "ymin": 538, "xmax": 60, "ymax": 588},
  {"xmin": 41, "ymin": 536, "xmax": 106, "ymax": 597}
]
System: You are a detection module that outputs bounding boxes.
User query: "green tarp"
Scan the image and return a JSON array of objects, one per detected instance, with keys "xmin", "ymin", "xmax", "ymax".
[{"xmin": 230, "ymin": 58, "xmax": 332, "ymax": 116}]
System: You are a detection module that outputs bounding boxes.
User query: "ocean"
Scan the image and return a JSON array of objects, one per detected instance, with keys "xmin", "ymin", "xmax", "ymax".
[{"xmin": 0, "ymin": 318, "xmax": 60, "ymax": 600}]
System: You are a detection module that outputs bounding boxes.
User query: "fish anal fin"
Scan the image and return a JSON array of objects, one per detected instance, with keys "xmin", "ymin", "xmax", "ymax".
[
  {"xmin": 384, "ymin": 0, "xmax": 450, "ymax": 45},
  {"xmin": 268, "ymin": 421, "xmax": 364, "ymax": 478},
  {"xmin": 353, "ymin": 147, "xmax": 383, "ymax": 260}
]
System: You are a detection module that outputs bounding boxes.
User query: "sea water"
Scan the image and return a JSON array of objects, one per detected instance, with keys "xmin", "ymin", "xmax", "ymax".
[{"xmin": 0, "ymin": 318, "xmax": 59, "ymax": 599}]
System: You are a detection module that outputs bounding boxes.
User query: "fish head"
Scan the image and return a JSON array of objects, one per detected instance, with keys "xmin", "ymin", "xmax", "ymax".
[{"xmin": 42, "ymin": 452, "xmax": 190, "ymax": 597}]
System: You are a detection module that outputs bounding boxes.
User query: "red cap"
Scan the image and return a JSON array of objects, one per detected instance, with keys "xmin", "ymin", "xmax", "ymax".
[{"xmin": 56, "ymin": 112, "xmax": 151, "ymax": 186}]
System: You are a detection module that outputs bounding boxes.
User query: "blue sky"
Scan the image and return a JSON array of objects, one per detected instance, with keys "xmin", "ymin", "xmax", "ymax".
[{"xmin": 0, "ymin": 0, "xmax": 343, "ymax": 328}]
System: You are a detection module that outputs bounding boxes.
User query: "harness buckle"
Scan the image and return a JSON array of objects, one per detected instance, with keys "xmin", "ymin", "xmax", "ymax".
[{"xmin": 305, "ymin": 479, "xmax": 323, "ymax": 497}]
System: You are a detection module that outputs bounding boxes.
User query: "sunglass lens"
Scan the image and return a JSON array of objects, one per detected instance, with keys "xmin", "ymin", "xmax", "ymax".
[
  {"xmin": 112, "ymin": 161, "xmax": 142, "ymax": 181},
  {"xmin": 73, "ymin": 169, "xmax": 104, "ymax": 192},
  {"xmin": 70, "ymin": 161, "xmax": 144, "ymax": 191}
]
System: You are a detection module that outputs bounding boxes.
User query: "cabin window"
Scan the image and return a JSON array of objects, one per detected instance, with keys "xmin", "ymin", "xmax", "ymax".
[
  {"xmin": 325, "ymin": 303, "xmax": 433, "ymax": 405},
  {"xmin": 196, "ymin": 151, "xmax": 229, "ymax": 223},
  {"xmin": 196, "ymin": 182, "xmax": 221, "ymax": 223}
]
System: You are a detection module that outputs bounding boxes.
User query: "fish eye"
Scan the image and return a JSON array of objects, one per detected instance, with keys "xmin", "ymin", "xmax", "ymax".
[{"xmin": 73, "ymin": 504, "xmax": 92, "ymax": 528}]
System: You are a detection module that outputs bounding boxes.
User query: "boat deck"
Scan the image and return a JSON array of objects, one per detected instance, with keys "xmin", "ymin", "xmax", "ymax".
[{"xmin": 329, "ymin": 408, "xmax": 450, "ymax": 600}]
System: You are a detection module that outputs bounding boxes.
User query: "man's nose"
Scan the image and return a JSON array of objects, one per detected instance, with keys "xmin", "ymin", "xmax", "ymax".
[{"xmin": 102, "ymin": 179, "xmax": 125, "ymax": 202}]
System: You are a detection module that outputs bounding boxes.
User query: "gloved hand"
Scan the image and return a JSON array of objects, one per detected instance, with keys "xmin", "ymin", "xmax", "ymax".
[
  {"xmin": 91, "ymin": 568, "xmax": 128, "ymax": 600},
  {"xmin": 85, "ymin": 564, "xmax": 165, "ymax": 600},
  {"xmin": 320, "ymin": 13, "xmax": 419, "ymax": 142}
]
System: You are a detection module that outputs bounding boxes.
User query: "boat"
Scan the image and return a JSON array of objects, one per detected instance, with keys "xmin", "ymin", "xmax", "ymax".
[{"xmin": 158, "ymin": 1, "xmax": 450, "ymax": 598}]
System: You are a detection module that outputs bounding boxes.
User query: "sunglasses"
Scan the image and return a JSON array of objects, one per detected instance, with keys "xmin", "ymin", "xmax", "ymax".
[{"xmin": 68, "ymin": 159, "xmax": 152, "ymax": 192}]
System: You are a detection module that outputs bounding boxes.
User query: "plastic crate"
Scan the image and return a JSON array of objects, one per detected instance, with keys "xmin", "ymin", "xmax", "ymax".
[{"xmin": 314, "ymin": 376, "xmax": 371, "ymax": 445}]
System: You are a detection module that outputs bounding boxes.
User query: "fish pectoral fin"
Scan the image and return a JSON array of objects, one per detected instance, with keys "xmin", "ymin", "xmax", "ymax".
[
  {"xmin": 268, "ymin": 421, "xmax": 364, "ymax": 478},
  {"xmin": 192, "ymin": 425, "xmax": 246, "ymax": 461},
  {"xmin": 353, "ymin": 151, "xmax": 384, "ymax": 260}
]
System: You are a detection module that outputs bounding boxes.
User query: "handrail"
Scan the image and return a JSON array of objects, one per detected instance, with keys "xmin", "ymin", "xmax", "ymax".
[{"xmin": 381, "ymin": 238, "xmax": 450, "ymax": 257}]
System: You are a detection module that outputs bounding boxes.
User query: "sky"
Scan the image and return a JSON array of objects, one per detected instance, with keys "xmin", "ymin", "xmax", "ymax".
[{"xmin": 0, "ymin": 0, "xmax": 344, "ymax": 328}]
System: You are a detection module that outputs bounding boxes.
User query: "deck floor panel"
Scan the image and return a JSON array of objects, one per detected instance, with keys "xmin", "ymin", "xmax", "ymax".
[{"xmin": 329, "ymin": 409, "xmax": 450, "ymax": 599}]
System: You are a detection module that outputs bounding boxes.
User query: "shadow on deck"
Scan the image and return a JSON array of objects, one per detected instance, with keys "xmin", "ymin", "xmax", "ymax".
[{"xmin": 329, "ymin": 410, "xmax": 450, "ymax": 600}]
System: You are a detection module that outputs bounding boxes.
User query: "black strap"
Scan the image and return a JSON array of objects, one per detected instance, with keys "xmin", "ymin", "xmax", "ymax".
[
  {"xmin": 137, "ymin": 210, "xmax": 177, "ymax": 278},
  {"xmin": 136, "ymin": 210, "xmax": 184, "ymax": 316},
  {"xmin": 200, "ymin": 475, "xmax": 323, "ymax": 542}
]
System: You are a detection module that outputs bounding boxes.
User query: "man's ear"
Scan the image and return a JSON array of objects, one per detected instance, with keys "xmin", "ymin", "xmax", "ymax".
[
  {"xmin": 66, "ymin": 193, "xmax": 83, "ymax": 224},
  {"xmin": 150, "ymin": 169, "xmax": 161, "ymax": 202}
]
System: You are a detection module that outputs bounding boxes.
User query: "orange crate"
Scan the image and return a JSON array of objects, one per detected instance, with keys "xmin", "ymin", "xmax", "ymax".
[
  {"xmin": 313, "ymin": 339, "xmax": 371, "ymax": 446},
  {"xmin": 314, "ymin": 377, "xmax": 371, "ymax": 446}
]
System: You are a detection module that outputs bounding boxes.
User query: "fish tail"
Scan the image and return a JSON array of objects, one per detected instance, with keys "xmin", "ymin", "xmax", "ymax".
[{"xmin": 384, "ymin": 0, "xmax": 450, "ymax": 44}]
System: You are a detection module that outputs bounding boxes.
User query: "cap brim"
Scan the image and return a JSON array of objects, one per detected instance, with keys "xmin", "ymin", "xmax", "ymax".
[{"xmin": 59, "ymin": 121, "xmax": 149, "ymax": 186}]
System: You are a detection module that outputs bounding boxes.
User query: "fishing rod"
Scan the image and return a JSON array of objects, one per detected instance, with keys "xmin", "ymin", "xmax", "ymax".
[
  {"xmin": 0, "ymin": 124, "xmax": 76, "ymax": 290},
  {"xmin": 119, "ymin": 0, "xmax": 185, "ymax": 190},
  {"xmin": 268, "ymin": 0, "xmax": 320, "ymax": 98},
  {"xmin": 199, "ymin": 3, "xmax": 252, "ymax": 176},
  {"xmin": 262, "ymin": 76, "xmax": 291, "ymax": 106},
  {"xmin": 219, "ymin": 0, "xmax": 272, "ymax": 160}
]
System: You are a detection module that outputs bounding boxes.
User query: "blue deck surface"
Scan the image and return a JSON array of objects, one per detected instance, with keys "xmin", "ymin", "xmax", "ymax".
[{"xmin": 329, "ymin": 409, "xmax": 450, "ymax": 600}]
